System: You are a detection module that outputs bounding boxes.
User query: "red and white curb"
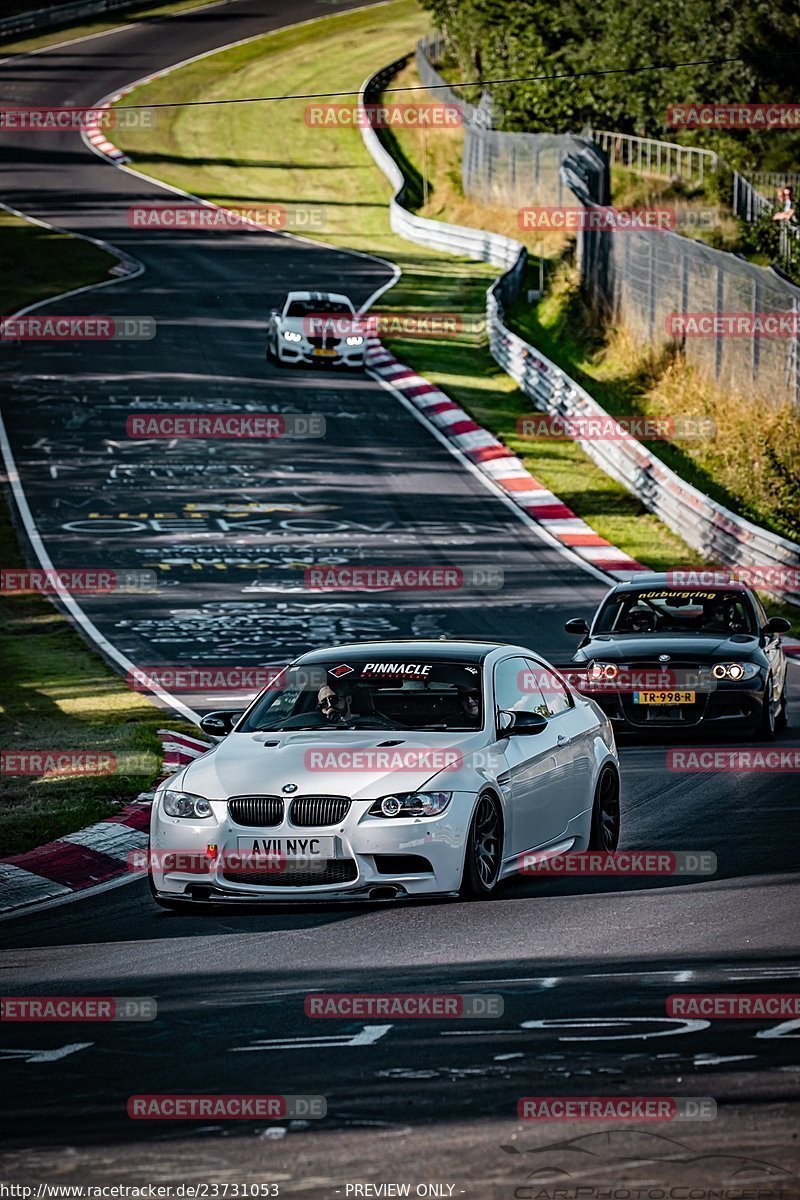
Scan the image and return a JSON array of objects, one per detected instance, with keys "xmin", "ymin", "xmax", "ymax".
[
  {"xmin": 84, "ymin": 101, "xmax": 128, "ymax": 163},
  {"xmin": 365, "ymin": 338, "xmax": 647, "ymax": 581},
  {"xmin": 0, "ymin": 730, "xmax": 211, "ymax": 915}
]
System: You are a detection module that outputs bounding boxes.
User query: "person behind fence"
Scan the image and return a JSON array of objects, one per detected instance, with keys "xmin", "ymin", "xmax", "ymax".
[{"xmin": 772, "ymin": 185, "xmax": 795, "ymax": 223}]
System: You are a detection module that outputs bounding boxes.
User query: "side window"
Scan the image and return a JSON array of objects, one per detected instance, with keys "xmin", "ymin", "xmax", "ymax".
[
  {"xmin": 494, "ymin": 657, "xmax": 549, "ymax": 718},
  {"xmin": 528, "ymin": 658, "xmax": 573, "ymax": 717},
  {"xmin": 751, "ymin": 594, "xmax": 769, "ymax": 630}
]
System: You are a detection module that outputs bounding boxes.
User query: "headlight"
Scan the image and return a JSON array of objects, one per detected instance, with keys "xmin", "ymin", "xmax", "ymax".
[
  {"xmin": 345, "ymin": 335, "xmax": 364, "ymax": 346},
  {"xmin": 282, "ymin": 330, "xmax": 302, "ymax": 343},
  {"xmin": 588, "ymin": 661, "xmax": 618, "ymax": 680},
  {"xmin": 711, "ymin": 662, "xmax": 759, "ymax": 681},
  {"xmin": 369, "ymin": 791, "xmax": 452, "ymax": 818},
  {"xmin": 161, "ymin": 790, "xmax": 212, "ymax": 819}
]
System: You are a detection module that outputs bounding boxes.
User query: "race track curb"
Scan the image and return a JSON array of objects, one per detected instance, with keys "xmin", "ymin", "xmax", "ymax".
[
  {"xmin": 365, "ymin": 338, "xmax": 648, "ymax": 580},
  {"xmin": 0, "ymin": 729, "xmax": 211, "ymax": 915}
]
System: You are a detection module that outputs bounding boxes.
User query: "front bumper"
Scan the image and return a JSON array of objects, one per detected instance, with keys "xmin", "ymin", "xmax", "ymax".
[
  {"xmin": 149, "ymin": 792, "xmax": 474, "ymax": 903},
  {"xmin": 274, "ymin": 339, "xmax": 364, "ymax": 368},
  {"xmin": 589, "ymin": 679, "xmax": 766, "ymax": 730}
]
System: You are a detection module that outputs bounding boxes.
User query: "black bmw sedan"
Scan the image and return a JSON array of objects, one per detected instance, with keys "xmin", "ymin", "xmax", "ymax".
[{"xmin": 563, "ymin": 573, "xmax": 790, "ymax": 737}]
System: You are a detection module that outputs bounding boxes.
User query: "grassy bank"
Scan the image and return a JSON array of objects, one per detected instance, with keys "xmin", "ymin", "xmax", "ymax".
[{"xmin": 0, "ymin": 215, "xmax": 194, "ymax": 855}]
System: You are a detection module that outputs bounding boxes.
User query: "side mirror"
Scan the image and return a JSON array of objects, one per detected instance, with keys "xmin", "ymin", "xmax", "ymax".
[
  {"xmin": 199, "ymin": 710, "xmax": 243, "ymax": 737},
  {"xmin": 503, "ymin": 710, "xmax": 549, "ymax": 736},
  {"xmin": 765, "ymin": 616, "xmax": 791, "ymax": 635},
  {"xmin": 565, "ymin": 617, "xmax": 590, "ymax": 635}
]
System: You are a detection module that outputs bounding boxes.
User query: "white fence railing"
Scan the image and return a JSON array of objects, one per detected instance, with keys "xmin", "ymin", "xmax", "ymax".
[
  {"xmin": 592, "ymin": 130, "xmax": 717, "ymax": 184},
  {"xmin": 359, "ymin": 58, "xmax": 800, "ymax": 605},
  {"xmin": 0, "ymin": 0, "xmax": 140, "ymax": 39}
]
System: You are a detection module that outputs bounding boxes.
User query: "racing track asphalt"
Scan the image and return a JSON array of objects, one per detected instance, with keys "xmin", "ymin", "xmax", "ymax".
[{"xmin": 0, "ymin": 1, "xmax": 799, "ymax": 1191}]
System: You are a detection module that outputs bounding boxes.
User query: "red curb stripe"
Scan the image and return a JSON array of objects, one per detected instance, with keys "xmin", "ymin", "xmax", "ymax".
[
  {"xmin": 106, "ymin": 806, "xmax": 151, "ymax": 830},
  {"xmin": 447, "ymin": 419, "xmax": 481, "ymax": 436},
  {"xmin": 497, "ymin": 476, "xmax": 544, "ymax": 493},
  {"xmin": 591, "ymin": 558, "xmax": 648, "ymax": 571},
  {"xmin": 467, "ymin": 445, "xmax": 513, "ymax": 462},
  {"xmin": 559, "ymin": 532, "xmax": 612, "ymax": 547},
  {"xmin": 5, "ymin": 843, "xmax": 127, "ymax": 889},
  {"xmin": 404, "ymin": 383, "xmax": 441, "ymax": 399},
  {"xmin": 524, "ymin": 503, "xmax": 578, "ymax": 520},
  {"xmin": 422, "ymin": 399, "xmax": 459, "ymax": 415}
]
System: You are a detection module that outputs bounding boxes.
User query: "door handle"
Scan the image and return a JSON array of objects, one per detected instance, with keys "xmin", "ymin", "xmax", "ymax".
[{"xmin": 556, "ymin": 733, "xmax": 569, "ymax": 746}]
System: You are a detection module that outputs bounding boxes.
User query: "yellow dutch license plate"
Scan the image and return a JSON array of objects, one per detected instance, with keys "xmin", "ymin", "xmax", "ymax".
[
  {"xmin": 633, "ymin": 691, "xmax": 695, "ymax": 705},
  {"xmin": 313, "ymin": 348, "xmax": 337, "ymax": 357}
]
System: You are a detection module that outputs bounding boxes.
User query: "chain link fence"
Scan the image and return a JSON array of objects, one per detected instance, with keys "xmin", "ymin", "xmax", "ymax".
[{"xmin": 417, "ymin": 35, "xmax": 800, "ymax": 409}]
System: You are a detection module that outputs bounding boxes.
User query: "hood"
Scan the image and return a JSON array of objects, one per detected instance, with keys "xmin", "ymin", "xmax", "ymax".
[
  {"xmin": 179, "ymin": 727, "xmax": 488, "ymax": 801},
  {"xmin": 574, "ymin": 633, "xmax": 761, "ymax": 663}
]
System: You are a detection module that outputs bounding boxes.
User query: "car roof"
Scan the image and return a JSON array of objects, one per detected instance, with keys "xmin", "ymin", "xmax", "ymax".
[
  {"xmin": 284, "ymin": 290, "xmax": 353, "ymax": 305},
  {"xmin": 294, "ymin": 639, "xmax": 529, "ymax": 665},
  {"xmin": 609, "ymin": 572, "xmax": 751, "ymax": 594}
]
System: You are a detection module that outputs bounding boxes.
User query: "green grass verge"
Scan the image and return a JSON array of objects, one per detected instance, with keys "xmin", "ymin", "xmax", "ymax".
[
  {"xmin": 0, "ymin": 210, "xmax": 115, "ymax": 316},
  {"xmin": 0, "ymin": 214, "xmax": 198, "ymax": 856},
  {"xmin": 109, "ymin": 3, "xmax": 799, "ymax": 630}
]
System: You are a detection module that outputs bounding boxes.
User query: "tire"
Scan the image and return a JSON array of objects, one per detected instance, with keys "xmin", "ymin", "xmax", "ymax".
[
  {"xmin": 756, "ymin": 677, "xmax": 778, "ymax": 740},
  {"xmin": 776, "ymin": 682, "xmax": 789, "ymax": 733},
  {"xmin": 588, "ymin": 766, "xmax": 620, "ymax": 851},
  {"xmin": 266, "ymin": 338, "xmax": 279, "ymax": 364},
  {"xmin": 460, "ymin": 792, "xmax": 503, "ymax": 899}
]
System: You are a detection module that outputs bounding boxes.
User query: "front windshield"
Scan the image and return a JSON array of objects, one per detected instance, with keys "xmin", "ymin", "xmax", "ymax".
[
  {"xmin": 241, "ymin": 659, "xmax": 483, "ymax": 733},
  {"xmin": 285, "ymin": 299, "xmax": 353, "ymax": 316},
  {"xmin": 593, "ymin": 587, "xmax": 756, "ymax": 635}
]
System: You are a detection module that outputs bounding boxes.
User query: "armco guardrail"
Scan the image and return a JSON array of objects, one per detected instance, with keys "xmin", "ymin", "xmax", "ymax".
[
  {"xmin": 360, "ymin": 58, "xmax": 800, "ymax": 605},
  {"xmin": 0, "ymin": 0, "xmax": 141, "ymax": 40}
]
